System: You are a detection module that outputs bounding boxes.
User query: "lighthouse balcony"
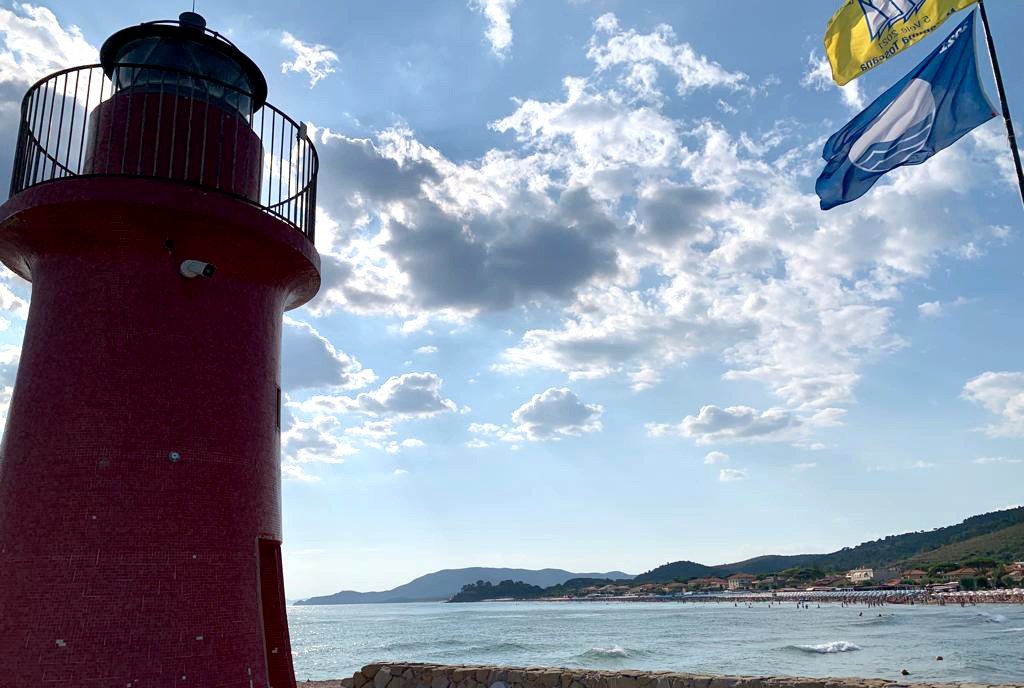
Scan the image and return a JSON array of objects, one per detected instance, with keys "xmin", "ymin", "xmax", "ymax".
[{"xmin": 6, "ymin": 62, "xmax": 318, "ymax": 241}]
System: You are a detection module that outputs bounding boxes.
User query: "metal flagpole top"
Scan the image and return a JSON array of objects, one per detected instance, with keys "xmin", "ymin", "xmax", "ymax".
[{"xmin": 976, "ymin": 0, "xmax": 1024, "ymax": 209}]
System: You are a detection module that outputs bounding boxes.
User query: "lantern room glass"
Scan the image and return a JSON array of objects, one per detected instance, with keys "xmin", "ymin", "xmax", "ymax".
[{"xmin": 110, "ymin": 35, "xmax": 256, "ymax": 117}]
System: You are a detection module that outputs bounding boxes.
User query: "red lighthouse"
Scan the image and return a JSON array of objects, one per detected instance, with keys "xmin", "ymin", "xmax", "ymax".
[{"xmin": 0, "ymin": 12, "xmax": 319, "ymax": 687}]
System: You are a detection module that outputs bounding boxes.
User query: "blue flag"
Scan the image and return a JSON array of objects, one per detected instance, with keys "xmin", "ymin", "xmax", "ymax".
[{"xmin": 816, "ymin": 11, "xmax": 996, "ymax": 210}]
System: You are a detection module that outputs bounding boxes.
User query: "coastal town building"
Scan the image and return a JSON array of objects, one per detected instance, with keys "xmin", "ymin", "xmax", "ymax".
[
  {"xmin": 942, "ymin": 567, "xmax": 980, "ymax": 582},
  {"xmin": 727, "ymin": 573, "xmax": 757, "ymax": 590},
  {"xmin": 902, "ymin": 569, "xmax": 929, "ymax": 582},
  {"xmin": 688, "ymin": 577, "xmax": 728, "ymax": 590},
  {"xmin": 846, "ymin": 567, "xmax": 900, "ymax": 583},
  {"xmin": 846, "ymin": 568, "xmax": 875, "ymax": 582}
]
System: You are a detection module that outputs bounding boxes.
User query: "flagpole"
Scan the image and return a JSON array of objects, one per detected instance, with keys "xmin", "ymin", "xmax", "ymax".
[{"xmin": 977, "ymin": 0, "xmax": 1024, "ymax": 208}]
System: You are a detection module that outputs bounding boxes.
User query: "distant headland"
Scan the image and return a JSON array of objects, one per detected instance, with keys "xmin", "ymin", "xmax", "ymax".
[{"xmin": 298, "ymin": 507, "xmax": 1023, "ymax": 605}]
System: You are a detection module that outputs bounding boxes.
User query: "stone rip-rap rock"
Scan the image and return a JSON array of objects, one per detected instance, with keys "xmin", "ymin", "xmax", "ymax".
[{"xmin": 301, "ymin": 662, "xmax": 1024, "ymax": 688}]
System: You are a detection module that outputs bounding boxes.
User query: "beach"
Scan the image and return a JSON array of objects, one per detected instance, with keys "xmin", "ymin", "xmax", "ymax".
[{"xmin": 531, "ymin": 589, "xmax": 1024, "ymax": 607}]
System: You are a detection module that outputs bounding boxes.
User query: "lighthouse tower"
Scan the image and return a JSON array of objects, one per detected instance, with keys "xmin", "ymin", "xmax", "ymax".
[{"xmin": 0, "ymin": 13, "xmax": 319, "ymax": 688}]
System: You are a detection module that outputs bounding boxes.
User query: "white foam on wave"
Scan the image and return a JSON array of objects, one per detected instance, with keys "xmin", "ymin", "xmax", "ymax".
[
  {"xmin": 793, "ymin": 641, "xmax": 862, "ymax": 654},
  {"xmin": 585, "ymin": 646, "xmax": 630, "ymax": 658},
  {"xmin": 978, "ymin": 612, "xmax": 1007, "ymax": 623}
]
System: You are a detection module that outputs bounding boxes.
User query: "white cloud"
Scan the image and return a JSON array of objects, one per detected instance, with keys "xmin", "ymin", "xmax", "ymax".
[
  {"xmin": 308, "ymin": 128, "xmax": 617, "ymax": 319},
  {"xmin": 869, "ymin": 460, "xmax": 939, "ymax": 472},
  {"xmin": 717, "ymin": 99, "xmax": 738, "ymax": 115},
  {"xmin": 495, "ymin": 285, "xmax": 743, "ymax": 385},
  {"xmin": 719, "ymin": 468, "xmax": 748, "ymax": 482},
  {"xmin": 963, "ymin": 371, "xmax": 1024, "ymax": 438},
  {"xmin": 0, "ymin": 283, "xmax": 27, "ymax": 320},
  {"xmin": 491, "ymin": 76, "xmax": 683, "ymax": 180},
  {"xmin": 281, "ymin": 31, "xmax": 339, "ymax": 87},
  {"xmin": 345, "ymin": 420, "xmax": 397, "ymax": 440},
  {"xmin": 470, "ymin": 0, "xmax": 519, "ymax": 57},
  {"xmin": 628, "ymin": 367, "xmax": 661, "ymax": 392},
  {"xmin": 495, "ymin": 112, "xmax": 1002, "ymax": 416},
  {"xmin": 510, "ymin": 387, "xmax": 603, "ymax": 440},
  {"xmin": 973, "ymin": 125, "xmax": 1023, "ymax": 191},
  {"xmin": 648, "ymin": 405, "xmax": 802, "ymax": 445},
  {"xmin": 792, "ymin": 462, "xmax": 817, "ymax": 471},
  {"xmin": 385, "ymin": 438, "xmax": 425, "ymax": 454},
  {"xmin": 350, "ymin": 372, "xmax": 457, "ymax": 417},
  {"xmin": 587, "ymin": 13, "xmax": 748, "ymax": 96},
  {"xmin": 295, "ymin": 372, "xmax": 458, "ymax": 418},
  {"xmin": 414, "ymin": 345, "xmax": 438, "ymax": 355},
  {"xmin": 282, "ymin": 463, "xmax": 320, "ymax": 482},
  {"xmin": 281, "ymin": 413, "xmax": 357, "ymax": 466},
  {"xmin": 918, "ymin": 296, "xmax": 975, "ymax": 318},
  {"xmin": 0, "ymin": 4, "xmax": 96, "ymax": 86},
  {"xmin": 468, "ymin": 421, "xmax": 524, "ymax": 446},
  {"xmin": 282, "ymin": 318, "xmax": 376, "ymax": 391},
  {"xmin": 0, "ymin": 343, "xmax": 20, "ymax": 426},
  {"xmin": 296, "ymin": 12, "xmax": 1010, "ymax": 450},
  {"xmin": 393, "ymin": 468, "xmax": 409, "ymax": 477},
  {"xmin": 469, "ymin": 388, "xmax": 602, "ymax": 443},
  {"xmin": 340, "ymin": 419, "xmax": 427, "ymax": 454},
  {"xmin": 800, "ymin": 52, "xmax": 864, "ymax": 110},
  {"xmin": 704, "ymin": 450, "xmax": 729, "ymax": 464},
  {"xmin": 973, "ymin": 456, "xmax": 1022, "ymax": 465}
]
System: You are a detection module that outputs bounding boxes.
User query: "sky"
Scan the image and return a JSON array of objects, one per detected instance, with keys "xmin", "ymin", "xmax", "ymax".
[{"xmin": 1, "ymin": 1, "xmax": 1023, "ymax": 599}]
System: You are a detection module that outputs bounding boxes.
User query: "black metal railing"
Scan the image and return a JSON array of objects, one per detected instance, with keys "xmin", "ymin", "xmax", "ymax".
[{"xmin": 8, "ymin": 63, "xmax": 318, "ymax": 241}]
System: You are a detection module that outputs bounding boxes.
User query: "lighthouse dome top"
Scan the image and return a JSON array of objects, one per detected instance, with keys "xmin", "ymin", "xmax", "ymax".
[
  {"xmin": 6, "ymin": 11, "xmax": 318, "ymax": 240},
  {"xmin": 99, "ymin": 12, "xmax": 268, "ymax": 111}
]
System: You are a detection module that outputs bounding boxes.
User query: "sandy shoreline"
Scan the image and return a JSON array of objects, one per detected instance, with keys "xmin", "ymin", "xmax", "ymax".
[{"xmin": 521, "ymin": 589, "xmax": 1024, "ymax": 606}]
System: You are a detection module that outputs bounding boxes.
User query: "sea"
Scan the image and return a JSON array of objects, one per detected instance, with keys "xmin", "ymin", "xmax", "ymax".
[{"xmin": 288, "ymin": 601, "xmax": 1024, "ymax": 685}]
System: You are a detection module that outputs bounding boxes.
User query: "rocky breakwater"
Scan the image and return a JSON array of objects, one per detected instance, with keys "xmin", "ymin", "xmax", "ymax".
[{"xmin": 303, "ymin": 663, "xmax": 1024, "ymax": 688}]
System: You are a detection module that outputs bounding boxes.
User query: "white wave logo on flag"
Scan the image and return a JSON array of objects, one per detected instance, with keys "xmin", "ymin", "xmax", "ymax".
[
  {"xmin": 849, "ymin": 78, "xmax": 936, "ymax": 173},
  {"xmin": 859, "ymin": 0, "xmax": 927, "ymax": 40}
]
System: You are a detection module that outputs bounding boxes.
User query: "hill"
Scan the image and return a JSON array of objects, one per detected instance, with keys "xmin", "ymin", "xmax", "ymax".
[
  {"xmin": 297, "ymin": 567, "xmax": 634, "ymax": 605},
  {"xmin": 628, "ymin": 560, "xmax": 720, "ymax": 583},
  {"xmin": 634, "ymin": 506, "xmax": 1024, "ymax": 582},
  {"xmin": 902, "ymin": 521, "xmax": 1024, "ymax": 566},
  {"xmin": 449, "ymin": 579, "xmax": 546, "ymax": 602}
]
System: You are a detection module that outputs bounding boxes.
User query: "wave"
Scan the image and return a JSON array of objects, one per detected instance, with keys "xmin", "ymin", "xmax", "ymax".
[
  {"xmin": 438, "ymin": 642, "xmax": 533, "ymax": 655},
  {"xmin": 471, "ymin": 641, "xmax": 533, "ymax": 653},
  {"xmin": 996, "ymin": 627, "xmax": 1024, "ymax": 633},
  {"xmin": 978, "ymin": 612, "xmax": 1007, "ymax": 623},
  {"xmin": 581, "ymin": 646, "xmax": 630, "ymax": 658},
  {"xmin": 789, "ymin": 641, "xmax": 862, "ymax": 654},
  {"xmin": 383, "ymin": 638, "xmax": 469, "ymax": 652}
]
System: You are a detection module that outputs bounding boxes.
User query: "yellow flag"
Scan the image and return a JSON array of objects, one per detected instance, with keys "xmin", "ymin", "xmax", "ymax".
[{"xmin": 825, "ymin": 0, "xmax": 978, "ymax": 86}]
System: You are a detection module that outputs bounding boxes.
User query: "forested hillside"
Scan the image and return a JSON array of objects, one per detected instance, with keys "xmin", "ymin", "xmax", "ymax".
[{"xmin": 635, "ymin": 507, "xmax": 1024, "ymax": 582}]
